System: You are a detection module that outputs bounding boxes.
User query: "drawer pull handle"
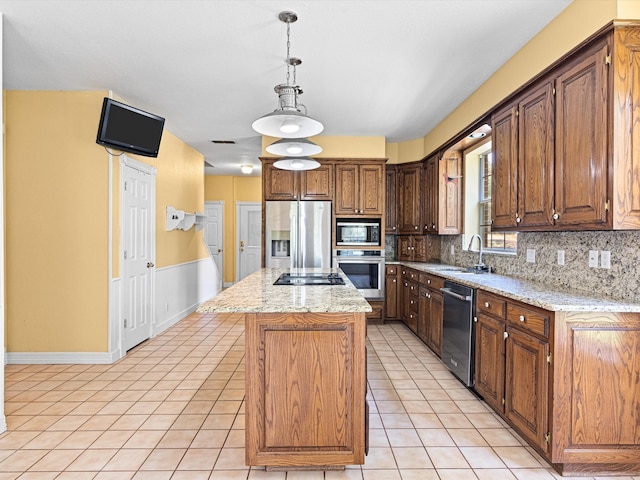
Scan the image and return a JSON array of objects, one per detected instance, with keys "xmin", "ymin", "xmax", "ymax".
[
  {"xmin": 485, "ymin": 302, "xmax": 490, "ymax": 308},
  {"xmin": 519, "ymin": 315, "xmax": 525, "ymax": 322},
  {"xmin": 427, "ymin": 280, "xmax": 431, "ymax": 284}
]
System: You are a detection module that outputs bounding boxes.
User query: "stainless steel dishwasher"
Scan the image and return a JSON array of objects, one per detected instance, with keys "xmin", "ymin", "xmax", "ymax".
[{"xmin": 440, "ymin": 280, "xmax": 475, "ymax": 387}]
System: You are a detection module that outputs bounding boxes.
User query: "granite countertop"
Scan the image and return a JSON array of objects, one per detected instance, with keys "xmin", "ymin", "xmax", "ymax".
[
  {"xmin": 196, "ymin": 268, "xmax": 372, "ymax": 314},
  {"xmin": 391, "ymin": 261, "xmax": 640, "ymax": 313}
]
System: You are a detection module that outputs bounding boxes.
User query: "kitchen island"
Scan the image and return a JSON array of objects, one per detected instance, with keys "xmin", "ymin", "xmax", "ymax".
[{"xmin": 197, "ymin": 268, "xmax": 371, "ymax": 469}]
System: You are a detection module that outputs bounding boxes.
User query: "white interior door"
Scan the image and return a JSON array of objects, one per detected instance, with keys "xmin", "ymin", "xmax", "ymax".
[
  {"xmin": 204, "ymin": 201, "xmax": 224, "ymax": 292},
  {"xmin": 237, "ymin": 202, "xmax": 262, "ymax": 281},
  {"xmin": 121, "ymin": 159, "xmax": 155, "ymax": 352}
]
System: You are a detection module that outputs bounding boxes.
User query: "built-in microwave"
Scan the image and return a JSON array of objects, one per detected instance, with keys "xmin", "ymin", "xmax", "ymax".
[{"xmin": 335, "ymin": 218, "xmax": 381, "ymax": 247}]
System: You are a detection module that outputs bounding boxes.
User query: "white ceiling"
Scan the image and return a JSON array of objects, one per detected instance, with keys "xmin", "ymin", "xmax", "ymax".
[{"xmin": 1, "ymin": 0, "xmax": 572, "ymax": 176}]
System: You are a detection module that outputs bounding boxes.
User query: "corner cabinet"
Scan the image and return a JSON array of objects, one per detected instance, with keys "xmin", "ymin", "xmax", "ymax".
[
  {"xmin": 396, "ymin": 163, "xmax": 421, "ymax": 233},
  {"xmin": 335, "ymin": 161, "xmax": 384, "ymax": 216},
  {"xmin": 491, "ymin": 24, "xmax": 640, "ymax": 231}
]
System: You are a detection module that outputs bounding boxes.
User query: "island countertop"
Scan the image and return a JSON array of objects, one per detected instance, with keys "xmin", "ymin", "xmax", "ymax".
[{"xmin": 196, "ymin": 268, "xmax": 372, "ymax": 314}]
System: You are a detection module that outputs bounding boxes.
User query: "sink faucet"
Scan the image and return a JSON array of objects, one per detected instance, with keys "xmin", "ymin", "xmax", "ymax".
[{"xmin": 467, "ymin": 234, "xmax": 485, "ymax": 267}]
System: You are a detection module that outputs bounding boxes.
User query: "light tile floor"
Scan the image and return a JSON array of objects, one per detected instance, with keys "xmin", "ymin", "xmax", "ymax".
[{"xmin": 2, "ymin": 311, "xmax": 636, "ymax": 479}]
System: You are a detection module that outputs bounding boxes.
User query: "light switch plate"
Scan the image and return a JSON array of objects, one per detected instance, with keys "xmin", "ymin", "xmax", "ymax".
[
  {"xmin": 589, "ymin": 250, "xmax": 599, "ymax": 268},
  {"xmin": 557, "ymin": 250, "xmax": 565, "ymax": 265},
  {"xmin": 526, "ymin": 248, "xmax": 536, "ymax": 263},
  {"xmin": 601, "ymin": 250, "xmax": 611, "ymax": 269}
]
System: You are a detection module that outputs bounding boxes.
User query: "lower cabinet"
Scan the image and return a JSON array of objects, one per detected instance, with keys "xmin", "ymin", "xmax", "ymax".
[
  {"xmin": 474, "ymin": 290, "xmax": 551, "ymax": 454},
  {"xmin": 417, "ymin": 273, "xmax": 444, "ymax": 357},
  {"xmin": 366, "ymin": 300, "xmax": 384, "ymax": 324},
  {"xmin": 384, "ymin": 265, "xmax": 399, "ymax": 320}
]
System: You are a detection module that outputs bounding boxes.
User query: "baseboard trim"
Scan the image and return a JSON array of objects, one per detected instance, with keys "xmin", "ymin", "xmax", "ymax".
[
  {"xmin": 6, "ymin": 350, "xmax": 120, "ymax": 365},
  {"xmin": 153, "ymin": 303, "xmax": 200, "ymax": 336}
]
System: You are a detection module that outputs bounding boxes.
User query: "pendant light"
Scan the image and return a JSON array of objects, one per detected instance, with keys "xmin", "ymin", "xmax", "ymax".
[
  {"xmin": 252, "ymin": 11, "xmax": 323, "ymax": 138},
  {"xmin": 266, "ymin": 137, "xmax": 322, "ymax": 156},
  {"xmin": 273, "ymin": 157, "xmax": 321, "ymax": 171}
]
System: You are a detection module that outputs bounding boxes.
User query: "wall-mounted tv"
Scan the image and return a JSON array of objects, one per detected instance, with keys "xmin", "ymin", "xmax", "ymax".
[{"xmin": 96, "ymin": 97, "xmax": 165, "ymax": 158}]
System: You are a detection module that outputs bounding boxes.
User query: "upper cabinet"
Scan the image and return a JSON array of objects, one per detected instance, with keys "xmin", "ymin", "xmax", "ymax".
[
  {"xmin": 335, "ymin": 160, "xmax": 384, "ymax": 216},
  {"xmin": 262, "ymin": 159, "xmax": 334, "ymax": 202},
  {"xmin": 385, "ymin": 166, "xmax": 398, "ymax": 233},
  {"xmin": 492, "ymin": 26, "xmax": 640, "ymax": 232},
  {"xmin": 397, "ymin": 163, "xmax": 421, "ymax": 233},
  {"xmin": 422, "ymin": 150, "xmax": 462, "ymax": 234}
]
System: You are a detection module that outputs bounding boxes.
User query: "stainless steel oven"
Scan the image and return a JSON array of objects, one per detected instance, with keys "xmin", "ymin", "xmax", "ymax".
[
  {"xmin": 335, "ymin": 218, "xmax": 381, "ymax": 247},
  {"xmin": 333, "ymin": 249, "xmax": 384, "ymax": 299}
]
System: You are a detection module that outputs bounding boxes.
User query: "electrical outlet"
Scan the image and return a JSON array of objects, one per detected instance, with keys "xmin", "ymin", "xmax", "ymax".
[
  {"xmin": 557, "ymin": 250, "xmax": 565, "ymax": 265},
  {"xmin": 589, "ymin": 250, "xmax": 599, "ymax": 268},
  {"xmin": 526, "ymin": 248, "xmax": 536, "ymax": 263},
  {"xmin": 450, "ymin": 245, "xmax": 455, "ymax": 256},
  {"xmin": 601, "ymin": 250, "xmax": 611, "ymax": 269}
]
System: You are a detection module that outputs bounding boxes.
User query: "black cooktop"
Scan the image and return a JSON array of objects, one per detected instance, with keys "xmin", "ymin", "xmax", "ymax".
[{"xmin": 274, "ymin": 272, "xmax": 345, "ymax": 286}]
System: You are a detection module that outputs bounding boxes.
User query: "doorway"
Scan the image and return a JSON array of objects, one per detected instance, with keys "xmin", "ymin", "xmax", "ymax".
[
  {"xmin": 121, "ymin": 157, "xmax": 156, "ymax": 352},
  {"xmin": 204, "ymin": 201, "xmax": 224, "ymax": 292},
  {"xmin": 236, "ymin": 202, "xmax": 261, "ymax": 281}
]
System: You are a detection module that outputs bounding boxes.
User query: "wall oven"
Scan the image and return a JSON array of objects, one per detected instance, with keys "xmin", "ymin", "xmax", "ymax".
[
  {"xmin": 333, "ymin": 249, "xmax": 384, "ymax": 299},
  {"xmin": 335, "ymin": 218, "xmax": 381, "ymax": 247}
]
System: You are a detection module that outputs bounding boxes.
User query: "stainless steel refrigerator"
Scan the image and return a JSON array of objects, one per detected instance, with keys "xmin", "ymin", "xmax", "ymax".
[{"xmin": 265, "ymin": 201, "xmax": 332, "ymax": 269}]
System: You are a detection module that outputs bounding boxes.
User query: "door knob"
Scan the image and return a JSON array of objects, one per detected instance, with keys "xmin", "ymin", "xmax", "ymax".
[
  {"xmin": 217, "ymin": 248, "xmax": 222, "ymax": 253},
  {"xmin": 146, "ymin": 262, "xmax": 155, "ymax": 268}
]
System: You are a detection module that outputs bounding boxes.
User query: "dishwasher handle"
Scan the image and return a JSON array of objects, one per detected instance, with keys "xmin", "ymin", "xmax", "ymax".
[{"xmin": 440, "ymin": 287, "xmax": 473, "ymax": 303}]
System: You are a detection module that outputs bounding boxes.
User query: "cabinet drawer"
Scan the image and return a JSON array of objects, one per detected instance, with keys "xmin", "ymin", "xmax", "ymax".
[
  {"xmin": 407, "ymin": 281, "xmax": 419, "ymax": 296},
  {"xmin": 419, "ymin": 273, "xmax": 445, "ymax": 290},
  {"xmin": 506, "ymin": 303, "xmax": 550, "ymax": 338},
  {"xmin": 477, "ymin": 291, "xmax": 506, "ymax": 318},
  {"xmin": 408, "ymin": 293, "xmax": 419, "ymax": 312},
  {"xmin": 403, "ymin": 268, "xmax": 419, "ymax": 281},
  {"xmin": 386, "ymin": 265, "xmax": 398, "ymax": 276}
]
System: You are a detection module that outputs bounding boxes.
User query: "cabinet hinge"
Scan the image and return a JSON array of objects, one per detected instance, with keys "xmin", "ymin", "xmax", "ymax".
[
  {"xmin": 605, "ymin": 199, "xmax": 610, "ymax": 211},
  {"xmin": 545, "ymin": 432, "xmax": 551, "ymax": 444},
  {"xmin": 547, "ymin": 353, "xmax": 552, "ymax": 364},
  {"xmin": 516, "ymin": 110, "xmax": 519, "ymax": 117},
  {"xmin": 605, "ymin": 53, "xmax": 612, "ymax": 65},
  {"xmin": 552, "ymin": 87, "xmax": 556, "ymax": 96},
  {"xmin": 503, "ymin": 331, "xmax": 509, "ymax": 340},
  {"xmin": 502, "ymin": 398, "xmax": 505, "ymax": 406}
]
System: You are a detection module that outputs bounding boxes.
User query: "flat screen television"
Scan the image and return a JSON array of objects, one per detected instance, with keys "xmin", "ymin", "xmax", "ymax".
[{"xmin": 96, "ymin": 97, "xmax": 165, "ymax": 157}]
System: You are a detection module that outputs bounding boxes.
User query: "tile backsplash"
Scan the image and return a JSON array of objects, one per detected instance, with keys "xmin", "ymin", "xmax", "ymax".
[{"xmin": 438, "ymin": 231, "xmax": 640, "ymax": 302}]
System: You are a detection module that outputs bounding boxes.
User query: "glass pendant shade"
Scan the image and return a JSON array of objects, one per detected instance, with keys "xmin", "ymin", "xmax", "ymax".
[
  {"xmin": 266, "ymin": 137, "xmax": 323, "ymax": 156},
  {"xmin": 252, "ymin": 109, "xmax": 324, "ymax": 139},
  {"xmin": 273, "ymin": 157, "xmax": 320, "ymax": 170}
]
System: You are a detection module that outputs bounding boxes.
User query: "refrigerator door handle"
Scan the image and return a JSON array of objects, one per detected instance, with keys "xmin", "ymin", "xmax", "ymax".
[{"xmin": 291, "ymin": 212, "xmax": 299, "ymax": 268}]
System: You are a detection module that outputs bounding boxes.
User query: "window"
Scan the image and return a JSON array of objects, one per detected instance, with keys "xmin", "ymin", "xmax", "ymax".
[{"xmin": 479, "ymin": 150, "xmax": 517, "ymax": 252}]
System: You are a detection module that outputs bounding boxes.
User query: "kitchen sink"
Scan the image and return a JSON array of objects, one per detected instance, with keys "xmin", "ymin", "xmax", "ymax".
[
  {"xmin": 274, "ymin": 272, "xmax": 345, "ymax": 286},
  {"xmin": 432, "ymin": 265, "xmax": 490, "ymax": 274}
]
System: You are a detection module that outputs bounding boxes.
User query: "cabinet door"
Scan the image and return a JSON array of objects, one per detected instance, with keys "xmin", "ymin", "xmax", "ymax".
[
  {"xmin": 385, "ymin": 167, "xmax": 398, "ymax": 233},
  {"xmin": 359, "ymin": 163, "xmax": 384, "ymax": 215},
  {"xmin": 427, "ymin": 289, "xmax": 443, "ymax": 357},
  {"xmin": 384, "ymin": 272, "xmax": 398, "ymax": 319},
  {"xmin": 397, "ymin": 236, "xmax": 412, "ymax": 261},
  {"xmin": 412, "ymin": 235, "xmax": 427, "ymax": 262},
  {"xmin": 505, "ymin": 327, "xmax": 549, "ymax": 453},
  {"xmin": 397, "ymin": 164, "xmax": 422, "ymax": 233},
  {"xmin": 474, "ymin": 313, "xmax": 506, "ymax": 412},
  {"xmin": 423, "ymin": 155, "xmax": 438, "ymax": 233},
  {"xmin": 335, "ymin": 164, "xmax": 359, "ymax": 215},
  {"xmin": 554, "ymin": 43, "xmax": 609, "ymax": 227},
  {"xmin": 263, "ymin": 164, "xmax": 299, "ymax": 201},
  {"xmin": 491, "ymin": 104, "xmax": 519, "ymax": 229},
  {"xmin": 300, "ymin": 164, "xmax": 334, "ymax": 201},
  {"xmin": 517, "ymin": 81, "xmax": 555, "ymax": 228},
  {"xmin": 417, "ymin": 287, "xmax": 430, "ymax": 344},
  {"xmin": 439, "ymin": 150, "xmax": 462, "ymax": 234}
]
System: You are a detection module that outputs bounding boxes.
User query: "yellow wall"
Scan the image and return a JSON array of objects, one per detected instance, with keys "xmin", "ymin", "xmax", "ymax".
[
  {"xmin": 421, "ymin": 0, "xmax": 624, "ymax": 155},
  {"xmin": 262, "ymin": 135, "xmax": 386, "ymax": 158},
  {"xmin": 5, "ymin": 90, "xmax": 205, "ymax": 353},
  {"xmin": 6, "ymin": 91, "xmax": 110, "ymax": 352},
  {"xmin": 204, "ymin": 175, "xmax": 262, "ymax": 283}
]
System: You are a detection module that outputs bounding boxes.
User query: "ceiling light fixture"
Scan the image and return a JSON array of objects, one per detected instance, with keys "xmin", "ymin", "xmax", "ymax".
[
  {"xmin": 265, "ymin": 137, "xmax": 323, "ymax": 157},
  {"xmin": 240, "ymin": 164, "xmax": 254, "ymax": 174},
  {"xmin": 252, "ymin": 10, "xmax": 324, "ymax": 145},
  {"xmin": 273, "ymin": 157, "xmax": 320, "ymax": 171}
]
